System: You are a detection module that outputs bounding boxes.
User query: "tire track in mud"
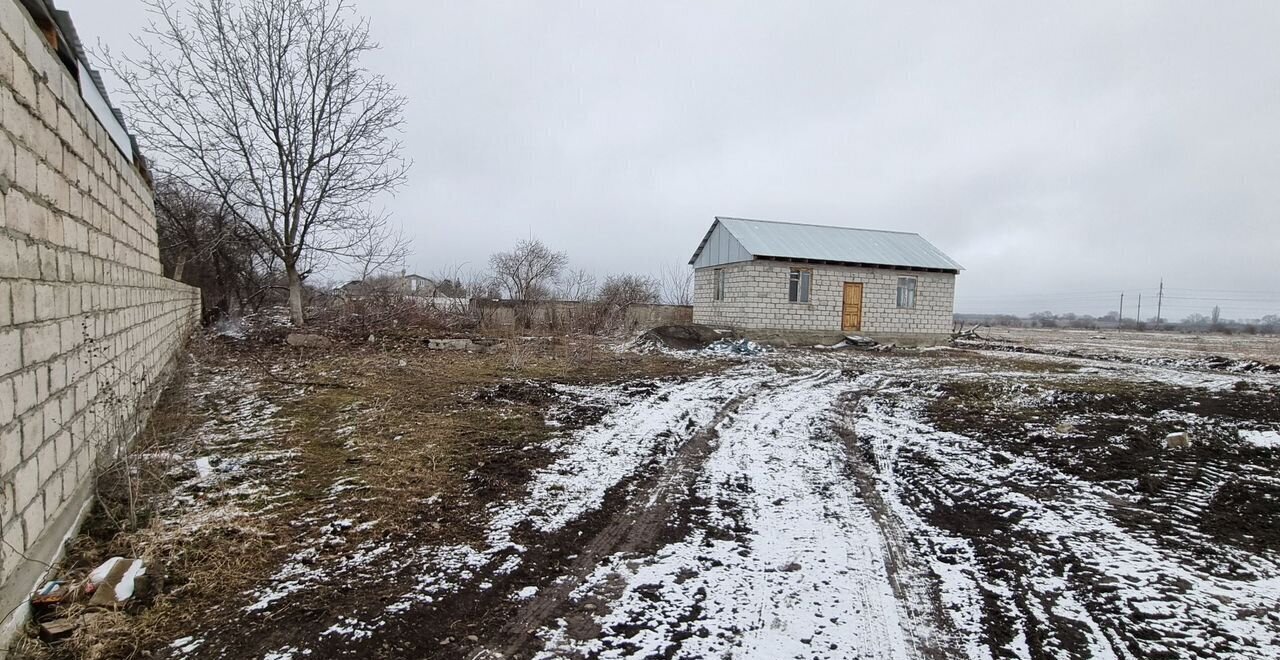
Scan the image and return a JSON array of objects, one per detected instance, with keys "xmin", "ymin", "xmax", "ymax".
[
  {"xmin": 478, "ymin": 385, "xmax": 756, "ymax": 658},
  {"xmin": 526, "ymin": 369, "xmax": 931, "ymax": 660},
  {"xmin": 832, "ymin": 384, "xmax": 964, "ymax": 660},
  {"xmin": 851, "ymin": 377, "xmax": 1280, "ymax": 660},
  {"xmin": 222, "ymin": 369, "xmax": 775, "ymax": 660}
]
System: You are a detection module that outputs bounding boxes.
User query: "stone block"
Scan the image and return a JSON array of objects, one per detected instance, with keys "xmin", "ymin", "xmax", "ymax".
[
  {"xmin": 0, "ymin": 328, "xmax": 19, "ymax": 376},
  {"xmin": 11, "ymin": 456, "xmax": 39, "ymax": 516},
  {"xmin": 0, "ymin": 415, "xmax": 20, "ymax": 474},
  {"xmin": 0, "ymin": 519, "xmax": 24, "ymax": 578}
]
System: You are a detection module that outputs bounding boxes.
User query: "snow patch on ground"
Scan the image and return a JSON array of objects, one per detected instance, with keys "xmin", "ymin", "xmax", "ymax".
[
  {"xmin": 537, "ymin": 370, "xmax": 921, "ymax": 659},
  {"xmin": 851, "ymin": 372, "xmax": 1280, "ymax": 660},
  {"xmin": 1239, "ymin": 429, "xmax": 1280, "ymax": 448},
  {"xmin": 487, "ymin": 366, "xmax": 772, "ymax": 537}
]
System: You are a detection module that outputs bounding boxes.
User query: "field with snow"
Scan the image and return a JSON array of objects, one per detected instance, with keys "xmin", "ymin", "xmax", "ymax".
[{"xmin": 19, "ymin": 329, "xmax": 1280, "ymax": 660}]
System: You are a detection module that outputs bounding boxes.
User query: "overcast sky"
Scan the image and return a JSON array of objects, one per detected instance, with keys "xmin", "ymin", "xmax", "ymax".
[{"xmin": 60, "ymin": 0, "xmax": 1280, "ymax": 318}]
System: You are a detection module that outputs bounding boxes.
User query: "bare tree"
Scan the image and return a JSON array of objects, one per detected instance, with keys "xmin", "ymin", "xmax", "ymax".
[
  {"xmin": 428, "ymin": 264, "xmax": 472, "ymax": 298},
  {"xmin": 555, "ymin": 268, "xmax": 598, "ymax": 302},
  {"xmin": 154, "ymin": 177, "xmax": 266, "ymax": 320},
  {"xmin": 489, "ymin": 238, "xmax": 568, "ymax": 302},
  {"xmin": 461, "ymin": 268, "xmax": 501, "ymax": 300},
  {"xmin": 660, "ymin": 263, "xmax": 694, "ymax": 306},
  {"xmin": 598, "ymin": 274, "xmax": 661, "ymax": 308},
  {"xmin": 351, "ymin": 215, "xmax": 410, "ymax": 280},
  {"xmin": 107, "ymin": 0, "xmax": 409, "ymax": 325}
]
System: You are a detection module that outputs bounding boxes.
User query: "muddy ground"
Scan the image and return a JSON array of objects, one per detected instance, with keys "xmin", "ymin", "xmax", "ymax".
[{"xmin": 9, "ymin": 328, "xmax": 1280, "ymax": 660}]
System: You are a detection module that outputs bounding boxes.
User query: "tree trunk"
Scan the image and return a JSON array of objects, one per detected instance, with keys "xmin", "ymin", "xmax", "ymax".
[{"xmin": 286, "ymin": 263, "xmax": 305, "ymax": 326}]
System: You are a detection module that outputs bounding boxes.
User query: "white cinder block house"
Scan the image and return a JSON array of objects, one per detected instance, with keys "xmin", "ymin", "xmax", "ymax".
[{"xmin": 689, "ymin": 217, "xmax": 962, "ymax": 342}]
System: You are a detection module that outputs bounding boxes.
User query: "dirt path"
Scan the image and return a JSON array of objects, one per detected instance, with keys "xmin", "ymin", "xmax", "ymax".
[
  {"xmin": 36, "ymin": 340, "xmax": 1277, "ymax": 660},
  {"xmin": 483, "ymin": 386, "xmax": 752, "ymax": 657},
  {"xmin": 524, "ymin": 369, "xmax": 935, "ymax": 660}
]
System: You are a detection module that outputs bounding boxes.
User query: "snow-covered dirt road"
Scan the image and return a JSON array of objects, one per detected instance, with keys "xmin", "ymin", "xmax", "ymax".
[{"xmin": 153, "ymin": 347, "xmax": 1280, "ymax": 660}]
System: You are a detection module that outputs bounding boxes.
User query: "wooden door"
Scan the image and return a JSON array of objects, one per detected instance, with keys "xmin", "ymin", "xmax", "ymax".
[{"xmin": 842, "ymin": 282, "xmax": 863, "ymax": 332}]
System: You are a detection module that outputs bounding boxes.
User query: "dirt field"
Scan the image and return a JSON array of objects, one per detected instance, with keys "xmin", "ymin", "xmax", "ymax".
[{"xmin": 12, "ymin": 327, "xmax": 1280, "ymax": 660}]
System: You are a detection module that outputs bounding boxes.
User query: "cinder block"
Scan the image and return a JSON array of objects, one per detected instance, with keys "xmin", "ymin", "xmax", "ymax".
[
  {"xmin": 12, "ymin": 451, "xmax": 40, "ymax": 513},
  {"xmin": 0, "ymin": 328, "xmax": 19, "ymax": 376},
  {"xmin": 36, "ymin": 438, "xmax": 57, "ymax": 485},
  {"xmin": 21, "ymin": 322, "xmax": 59, "ymax": 365},
  {"xmin": 11, "ymin": 280, "xmax": 35, "ymax": 324},
  {"xmin": 0, "ymin": 519, "xmax": 24, "ymax": 577},
  {"xmin": 0, "ymin": 414, "xmax": 20, "ymax": 475},
  {"xmin": 21, "ymin": 496, "xmax": 44, "ymax": 549},
  {"xmin": 15, "ymin": 235, "xmax": 40, "ymax": 278},
  {"xmin": 0, "ymin": 125, "xmax": 15, "ymax": 184},
  {"xmin": 32, "ymin": 282, "xmax": 54, "ymax": 320}
]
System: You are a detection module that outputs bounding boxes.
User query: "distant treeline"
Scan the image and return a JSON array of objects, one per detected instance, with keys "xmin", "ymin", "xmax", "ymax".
[{"xmin": 955, "ymin": 312, "xmax": 1280, "ymax": 335}]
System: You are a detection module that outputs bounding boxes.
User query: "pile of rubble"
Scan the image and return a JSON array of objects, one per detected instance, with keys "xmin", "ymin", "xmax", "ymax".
[{"xmin": 27, "ymin": 557, "xmax": 150, "ymax": 643}]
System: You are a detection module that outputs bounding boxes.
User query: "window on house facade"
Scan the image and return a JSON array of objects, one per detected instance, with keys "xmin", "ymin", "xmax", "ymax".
[
  {"xmin": 788, "ymin": 269, "xmax": 811, "ymax": 303},
  {"xmin": 897, "ymin": 277, "xmax": 917, "ymax": 308},
  {"xmin": 713, "ymin": 268, "xmax": 725, "ymax": 301}
]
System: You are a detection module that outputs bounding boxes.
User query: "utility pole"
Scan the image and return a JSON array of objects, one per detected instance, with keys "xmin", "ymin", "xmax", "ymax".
[
  {"xmin": 1137, "ymin": 294, "xmax": 1142, "ymax": 326},
  {"xmin": 1119, "ymin": 292, "xmax": 1124, "ymax": 326},
  {"xmin": 1156, "ymin": 279, "xmax": 1164, "ymax": 326}
]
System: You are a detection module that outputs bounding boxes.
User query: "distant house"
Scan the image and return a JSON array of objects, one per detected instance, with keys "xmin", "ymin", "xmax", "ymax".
[
  {"xmin": 688, "ymin": 217, "xmax": 962, "ymax": 341},
  {"xmin": 337, "ymin": 272, "xmax": 436, "ymax": 297},
  {"xmin": 399, "ymin": 273, "xmax": 433, "ymax": 295}
]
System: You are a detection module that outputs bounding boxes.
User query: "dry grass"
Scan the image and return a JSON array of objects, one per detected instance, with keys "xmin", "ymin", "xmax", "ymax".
[{"xmin": 10, "ymin": 331, "xmax": 711, "ymax": 660}]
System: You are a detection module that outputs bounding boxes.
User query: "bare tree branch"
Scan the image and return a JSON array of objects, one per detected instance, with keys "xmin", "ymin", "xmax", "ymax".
[{"xmin": 104, "ymin": 0, "xmax": 410, "ymax": 325}]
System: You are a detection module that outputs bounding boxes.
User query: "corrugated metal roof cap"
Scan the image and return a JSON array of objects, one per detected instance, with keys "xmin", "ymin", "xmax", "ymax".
[{"xmin": 714, "ymin": 217, "xmax": 963, "ymax": 271}]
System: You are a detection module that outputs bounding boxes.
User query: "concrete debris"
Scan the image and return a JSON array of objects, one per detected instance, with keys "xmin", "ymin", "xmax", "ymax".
[
  {"xmin": 38, "ymin": 617, "xmax": 79, "ymax": 641},
  {"xmin": 86, "ymin": 557, "xmax": 148, "ymax": 608},
  {"xmin": 818, "ymin": 335, "xmax": 890, "ymax": 352},
  {"xmin": 843, "ymin": 335, "xmax": 879, "ymax": 348},
  {"xmin": 1165, "ymin": 432, "xmax": 1191, "ymax": 449},
  {"xmin": 286, "ymin": 333, "xmax": 333, "ymax": 348}
]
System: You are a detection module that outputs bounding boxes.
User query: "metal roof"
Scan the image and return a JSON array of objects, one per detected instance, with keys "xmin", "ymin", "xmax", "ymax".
[{"xmin": 689, "ymin": 217, "xmax": 964, "ymax": 272}]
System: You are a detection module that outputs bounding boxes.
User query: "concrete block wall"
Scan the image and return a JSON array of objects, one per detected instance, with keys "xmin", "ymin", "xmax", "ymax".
[
  {"xmin": 692, "ymin": 260, "xmax": 955, "ymax": 338},
  {"xmin": 0, "ymin": 0, "xmax": 200, "ymax": 640}
]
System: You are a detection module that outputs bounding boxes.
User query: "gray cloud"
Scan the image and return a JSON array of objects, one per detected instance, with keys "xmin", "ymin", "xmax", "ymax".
[{"xmin": 61, "ymin": 0, "xmax": 1280, "ymax": 318}]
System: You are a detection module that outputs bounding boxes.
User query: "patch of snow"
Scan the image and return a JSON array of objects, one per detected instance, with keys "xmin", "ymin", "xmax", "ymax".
[
  {"xmin": 322, "ymin": 617, "xmax": 378, "ymax": 640},
  {"xmin": 538, "ymin": 369, "xmax": 921, "ymax": 659},
  {"xmin": 488, "ymin": 367, "xmax": 771, "ymax": 537},
  {"xmin": 1239, "ymin": 429, "xmax": 1280, "ymax": 448},
  {"xmin": 169, "ymin": 636, "xmax": 203, "ymax": 655}
]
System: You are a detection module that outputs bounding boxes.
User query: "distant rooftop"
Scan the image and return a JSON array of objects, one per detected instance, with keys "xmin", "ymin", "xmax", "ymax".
[{"xmin": 690, "ymin": 216, "xmax": 963, "ymax": 272}]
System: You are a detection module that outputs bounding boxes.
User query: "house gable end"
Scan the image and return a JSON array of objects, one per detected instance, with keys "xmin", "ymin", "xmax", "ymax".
[{"xmin": 689, "ymin": 219, "xmax": 755, "ymax": 268}]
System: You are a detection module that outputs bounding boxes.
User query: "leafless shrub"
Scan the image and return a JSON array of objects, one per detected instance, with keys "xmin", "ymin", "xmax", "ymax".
[
  {"xmin": 599, "ymin": 274, "xmax": 661, "ymax": 308},
  {"xmin": 312, "ymin": 290, "xmax": 463, "ymax": 338},
  {"xmin": 555, "ymin": 268, "xmax": 598, "ymax": 302},
  {"xmin": 154, "ymin": 177, "xmax": 273, "ymax": 322},
  {"xmin": 660, "ymin": 263, "xmax": 694, "ymax": 306},
  {"xmin": 490, "ymin": 238, "xmax": 567, "ymax": 327},
  {"xmin": 505, "ymin": 330, "xmax": 534, "ymax": 371},
  {"xmin": 576, "ymin": 274, "xmax": 661, "ymax": 334},
  {"xmin": 549, "ymin": 269, "xmax": 597, "ymax": 332}
]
